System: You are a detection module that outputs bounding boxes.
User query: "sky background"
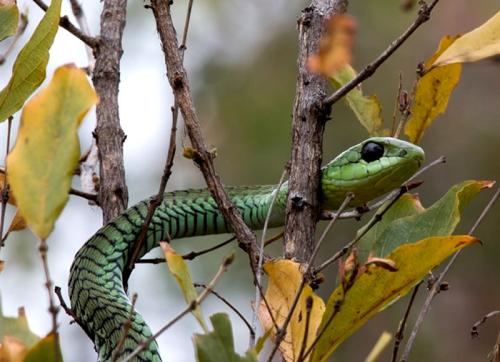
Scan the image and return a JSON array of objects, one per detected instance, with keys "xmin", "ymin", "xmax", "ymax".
[{"xmin": 0, "ymin": 1, "xmax": 499, "ymax": 361}]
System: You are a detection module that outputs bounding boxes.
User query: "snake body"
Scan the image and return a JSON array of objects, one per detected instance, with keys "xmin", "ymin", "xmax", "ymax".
[{"xmin": 68, "ymin": 137, "xmax": 424, "ymax": 361}]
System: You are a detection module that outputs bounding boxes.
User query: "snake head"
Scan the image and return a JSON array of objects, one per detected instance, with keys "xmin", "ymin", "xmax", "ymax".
[{"xmin": 320, "ymin": 137, "xmax": 425, "ymax": 210}]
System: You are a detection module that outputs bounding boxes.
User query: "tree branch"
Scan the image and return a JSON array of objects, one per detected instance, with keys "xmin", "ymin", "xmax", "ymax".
[
  {"xmin": 149, "ymin": 1, "xmax": 260, "ymax": 261},
  {"xmin": 284, "ymin": 0, "xmax": 348, "ymax": 261},
  {"xmin": 92, "ymin": 0, "xmax": 129, "ymax": 223}
]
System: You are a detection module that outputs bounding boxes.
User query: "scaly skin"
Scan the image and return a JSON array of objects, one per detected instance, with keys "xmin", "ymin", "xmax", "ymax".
[{"xmin": 68, "ymin": 137, "xmax": 424, "ymax": 361}]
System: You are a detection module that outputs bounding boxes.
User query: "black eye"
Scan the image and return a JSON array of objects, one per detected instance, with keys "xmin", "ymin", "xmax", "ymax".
[{"xmin": 361, "ymin": 142, "xmax": 384, "ymax": 162}]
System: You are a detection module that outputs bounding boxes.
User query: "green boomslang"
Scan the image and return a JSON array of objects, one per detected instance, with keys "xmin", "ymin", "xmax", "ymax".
[{"xmin": 68, "ymin": 137, "xmax": 424, "ymax": 361}]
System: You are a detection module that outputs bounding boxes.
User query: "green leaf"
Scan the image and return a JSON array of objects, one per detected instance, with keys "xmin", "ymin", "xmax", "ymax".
[
  {"xmin": 357, "ymin": 193, "xmax": 425, "ymax": 257},
  {"xmin": 0, "ymin": 0, "xmax": 61, "ymax": 122},
  {"xmin": 311, "ymin": 235, "xmax": 479, "ymax": 362},
  {"xmin": 371, "ymin": 180, "xmax": 494, "ymax": 256},
  {"xmin": 0, "ymin": 298, "xmax": 39, "ymax": 348},
  {"xmin": 330, "ymin": 64, "xmax": 384, "ymax": 136},
  {"xmin": 161, "ymin": 242, "xmax": 208, "ymax": 332},
  {"xmin": 7, "ymin": 65, "xmax": 98, "ymax": 240},
  {"xmin": 194, "ymin": 313, "xmax": 257, "ymax": 362},
  {"xmin": 23, "ymin": 333, "xmax": 63, "ymax": 362},
  {"xmin": 404, "ymin": 35, "xmax": 462, "ymax": 144},
  {"xmin": 0, "ymin": 0, "xmax": 19, "ymax": 42}
]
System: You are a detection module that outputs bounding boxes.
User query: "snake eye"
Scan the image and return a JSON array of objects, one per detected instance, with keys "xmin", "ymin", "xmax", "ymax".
[{"xmin": 361, "ymin": 142, "xmax": 384, "ymax": 162}]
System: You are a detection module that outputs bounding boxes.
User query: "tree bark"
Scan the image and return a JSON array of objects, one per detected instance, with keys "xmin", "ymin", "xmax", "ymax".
[
  {"xmin": 284, "ymin": 0, "xmax": 348, "ymax": 261},
  {"xmin": 93, "ymin": 0, "xmax": 128, "ymax": 223}
]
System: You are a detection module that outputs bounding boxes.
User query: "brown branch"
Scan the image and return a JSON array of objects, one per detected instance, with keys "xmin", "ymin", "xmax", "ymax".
[
  {"xmin": 124, "ymin": 0, "xmax": 194, "ymax": 287},
  {"xmin": 322, "ymin": 0, "xmax": 440, "ymax": 107},
  {"xmin": 92, "ymin": 0, "xmax": 128, "ymax": 223},
  {"xmin": 0, "ymin": 117, "xmax": 12, "ymax": 249},
  {"xmin": 69, "ymin": 188, "xmax": 98, "ymax": 204},
  {"xmin": 123, "ymin": 254, "xmax": 234, "ymax": 362},
  {"xmin": 297, "ymin": 296, "xmax": 314, "ymax": 361},
  {"xmin": 471, "ymin": 310, "xmax": 500, "ymax": 338},
  {"xmin": 149, "ymin": 1, "xmax": 260, "ymax": 261},
  {"xmin": 401, "ymin": 187, "xmax": 500, "ymax": 361},
  {"xmin": 112, "ymin": 293, "xmax": 138, "ymax": 362},
  {"xmin": 284, "ymin": 0, "xmax": 348, "ymax": 261},
  {"xmin": 31, "ymin": 0, "xmax": 98, "ymax": 48}
]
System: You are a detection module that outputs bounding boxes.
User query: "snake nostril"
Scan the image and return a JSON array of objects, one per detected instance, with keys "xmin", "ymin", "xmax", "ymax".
[{"xmin": 399, "ymin": 149, "xmax": 407, "ymax": 157}]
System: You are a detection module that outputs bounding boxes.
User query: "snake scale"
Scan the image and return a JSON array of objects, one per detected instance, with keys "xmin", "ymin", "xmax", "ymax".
[{"xmin": 68, "ymin": 137, "xmax": 424, "ymax": 361}]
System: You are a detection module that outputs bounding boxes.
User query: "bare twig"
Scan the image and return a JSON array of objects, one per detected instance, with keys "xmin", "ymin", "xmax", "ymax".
[
  {"xmin": 267, "ymin": 193, "xmax": 354, "ymax": 361},
  {"xmin": 69, "ymin": 188, "xmax": 98, "ymax": 203},
  {"xmin": 112, "ymin": 293, "xmax": 138, "ymax": 362},
  {"xmin": 320, "ymin": 156, "xmax": 445, "ymax": 221},
  {"xmin": 391, "ymin": 73, "xmax": 403, "ymax": 137},
  {"xmin": 392, "ymin": 283, "xmax": 421, "ymax": 362},
  {"xmin": 149, "ymin": 0, "xmax": 260, "ymax": 262},
  {"xmin": 194, "ymin": 283, "xmax": 255, "ymax": 340},
  {"xmin": 54, "ymin": 286, "xmax": 93, "ymax": 341},
  {"xmin": 68, "ymin": 0, "xmax": 95, "ymax": 72},
  {"xmin": 31, "ymin": 0, "xmax": 98, "ymax": 48},
  {"xmin": 251, "ymin": 165, "xmax": 289, "ymax": 347},
  {"xmin": 471, "ymin": 310, "xmax": 500, "ymax": 338},
  {"xmin": 323, "ymin": 0, "xmax": 441, "ymax": 106},
  {"xmin": 125, "ymin": 0, "xmax": 194, "ymax": 286},
  {"xmin": 0, "ymin": 117, "xmax": 13, "ymax": 249},
  {"xmin": 123, "ymin": 254, "xmax": 234, "ymax": 362},
  {"xmin": 297, "ymin": 296, "xmax": 314, "ymax": 361},
  {"xmin": 38, "ymin": 239, "xmax": 59, "ymax": 337},
  {"xmin": 401, "ymin": 187, "xmax": 500, "ymax": 362},
  {"xmin": 136, "ymin": 236, "xmax": 236, "ymax": 264}
]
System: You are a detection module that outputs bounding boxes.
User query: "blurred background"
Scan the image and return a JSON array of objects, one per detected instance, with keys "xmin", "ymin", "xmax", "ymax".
[{"xmin": 0, "ymin": 1, "xmax": 499, "ymax": 361}]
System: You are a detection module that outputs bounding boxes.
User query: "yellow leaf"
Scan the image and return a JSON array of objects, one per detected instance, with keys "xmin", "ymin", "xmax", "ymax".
[
  {"xmin": 6, "ymin": 65, "xmax": 97, "ymax": 240},
  {"xmin": 7, "ymin": 211, "xmax": 26, "ymax": 232},
  {"xmin": 0, "ymin": 172, "xmax": 16, "ymax": 205},
  {"xmin": 404, "ymin": 36, "xmax": 462, "ymax": 144},
  {"xmin": 365, "ymin": 331, "xmax": 392, "ymax": 362},
  {"xmin": 160, "ymin": 242, "xmax": 207, "ymax": 331},
  {"xmin": 23, "ymin": 333, "xmax": 62, "ymax": 362},
  {"xmin": 433, "ymin": 11, "xmax": 500, "ymax": 67},
  {"xmin": 258, "ymin": 260, "xmax": 325, "ymax": 362},
  {"xmin": 311, "ymin": 235, "xmax": 478, "ymax": 362},
  {"xmin": 330, "ymin": 65, "xmax": 384, "ymax": 136}
]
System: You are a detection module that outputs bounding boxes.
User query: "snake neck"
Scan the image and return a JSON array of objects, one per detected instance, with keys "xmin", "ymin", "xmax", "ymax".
[{"xmin": 68, "ymin": 184, "xmax": 286, "ymax": 361}]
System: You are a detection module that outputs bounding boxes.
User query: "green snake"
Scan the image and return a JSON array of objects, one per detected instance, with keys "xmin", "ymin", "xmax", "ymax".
[{"xmin": 68, "ymin": 137, "xmax": 424, "ymax": 361}]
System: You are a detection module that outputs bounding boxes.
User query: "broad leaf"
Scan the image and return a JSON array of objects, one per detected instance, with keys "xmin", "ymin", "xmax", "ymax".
[
  {"xmin": 330, "ymin": 65, "xmax": 384, "ymax": 136},
  {"xmin": 7, "ymin": 65, "xmax": 97, "ymax": 240},
  {"xmin": 372, "ymin": 180, "xmax": 494, "ymax": 256},
  {"xmin": 433, "ymin": 11, "xmax": 500, "ymax": 67},
  {"xmin": 258, "ymin": 260, "xmax": 325, "ymax": 362},
  {"xmin": 23, "ymin": 333, "xmax": 63, "ymax": 362},
  {"xmin": 0, "ymin": 300, "xmax": 39, "ymax": 348},
  {"xmin": 0, "ymin": 0, "xmax": 18, "ymax": 42},
  {"xmin": 194, "ymin": 313, "xmax": 257, "ymax": 362},
  {"xmin": 161, "ymin": 242, "xmax": 207, "ymax": 332},
  {"xmin": 404, "ymin": 35, "xmax": 462, "ymax": 144},
  {"xmin": 0, "ymin": 0, "xmax": 61, "ymax": 122},
  {"xmin": 311, "ymin": 235, "xmax": 478, "ymax": 362}
]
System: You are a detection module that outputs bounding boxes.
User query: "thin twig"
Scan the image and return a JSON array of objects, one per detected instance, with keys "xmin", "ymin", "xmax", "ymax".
[
  {"xmin": 297, "ymin": 296, "xmax": 314, "ymax": 361},
  {"xmin": 31, "ymin": 0, "xmax": 98, "ymax": 48},
  {"xmin": 112, "ymin": 293, "xmax": 138, "ymax": 362},
  {"xmin": 391, "ymin": 73, "xmax": 403, "ymax": 137},
  {"xmin": 400, "ymin": 187, "xmax": 500, "ymax": 362},
  {"xmin": 251, "ymin": 165, "xmax": 289, "ymax": 347},
  {"xmin": 320, "ymin": 156, "xmax": 446, "ymax": 221},
  {"xmin": 54, "ymin": 286, "xmax": 93, "ymax": 341},
  {"xmin": 69, "ymin": 0, "xmax": 95, "ymax": 72},
  {"xmin": 38, "ymin": 239, "xmax": 59, "ymax": 335},
  {"xmin": 471, "ymin": 310, "xmax": 500, "ymax": 338},
  {"xmin": 136, "ymin": 236, "xmax": 236, "ymax": 264},
  {"xmin": 0, "ymin": 117, "xmax": 13, "ymax": 249},
  {"xmin": 123, "ymin": 254, "xmax": 234, "ymax": 362},
  {"xmin": 194, "ymin": 283, "xmax": 255, "ymax": 340},
  {"xmin": 69, "ymin": 188, "xmax": 98, "ymax": 204},
  {"xmin": 124, "ymin": 1, "xmax": 195, "ymax": 287},
  {"xmin": 323, "ymin": 0, "xmax": 441, "ymax": 107},
  {"xmin": 392, "ymin": 283, "xmax": 421, "ymax": 362},
  {"xmin": 267, "ymin": 193, "xmax": 354, "ymax": 362}
]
